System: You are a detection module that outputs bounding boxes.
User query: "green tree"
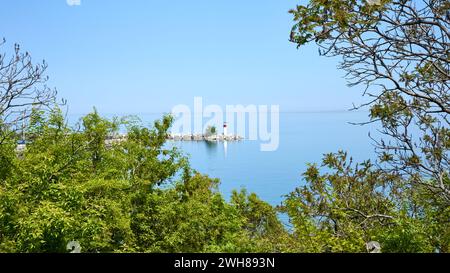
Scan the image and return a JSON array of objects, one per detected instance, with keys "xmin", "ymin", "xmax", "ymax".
[
  {"xmin": 280, "ymin": 151, "xmax": 448, "ymax": 252},
  {"xmin": 0, "ymin": 108, "xmax": 287, "ymax": 253},
  {"xmin": 288, "ymin": 0, "xmax": 449, "ymax": 252},
  {"xmin": 289, "ymin": 0, "xmax": 449, "ymax": 205},
  {"xmin": 204, "ymin": 125, "xmax": 217, "ymax": 137}
]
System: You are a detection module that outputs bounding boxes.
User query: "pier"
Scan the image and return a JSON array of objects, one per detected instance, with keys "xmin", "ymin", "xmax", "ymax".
[
  {"xmin": 15, "ymin": 133, "xmax": 243, "ymax": 153},
  {"xmin": 167, "ymin": 134, "xmax": 244, "ymax": 142},
  {"xmin": 167, "ymin": 123, "xmax": 243, "ymax": 142}
]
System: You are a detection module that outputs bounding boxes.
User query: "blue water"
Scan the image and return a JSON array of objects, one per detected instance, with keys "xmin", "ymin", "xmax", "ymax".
[
  {"xmin": 69, "ymin": 111, "xmax": 376, "ymax": 206},
  {"xmin": 166, "ymin": 111, "xmax": 376, "ymax": 206}
]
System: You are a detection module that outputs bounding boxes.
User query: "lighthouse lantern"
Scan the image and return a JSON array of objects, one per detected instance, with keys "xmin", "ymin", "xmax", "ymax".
[{"xmin": 223, "ymin": 122, "xmax": 228, "ymax": 136}]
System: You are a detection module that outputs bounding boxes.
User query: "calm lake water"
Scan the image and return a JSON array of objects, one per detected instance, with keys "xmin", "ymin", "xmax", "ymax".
[
  {"xmin": 70, "ymin": 111, "xmax": 377, "ymax": 206},
  {"xmin": 166, "ymin": 111, "xmax": 376, "ymax": 206}
]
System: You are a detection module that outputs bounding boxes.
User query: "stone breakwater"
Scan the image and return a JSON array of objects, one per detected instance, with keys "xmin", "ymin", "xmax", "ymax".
[
  {"xmin": 15, "ymin": 134, "xmax": 244, "ymax": 153},
  {"xmin": 167, "ymin": 134, "xmax": 244, "ymax": 142}
]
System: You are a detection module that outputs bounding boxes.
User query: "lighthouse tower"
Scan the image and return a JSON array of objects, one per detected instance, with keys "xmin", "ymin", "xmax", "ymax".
[{"xmin": 223, "ymin": 122, "xmax": 228, "ymax": 136}]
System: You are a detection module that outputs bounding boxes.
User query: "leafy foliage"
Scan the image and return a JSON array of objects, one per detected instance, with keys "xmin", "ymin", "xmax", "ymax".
[
  {"xmin": 0, "ymin": 0, "xmax": 448, "ymax": 253},
  {"xmin": 0, "ymin": 109, "xmax": 284, "ymax": 253},
  {"xmin": 287, "ymin": 0, "xmax": 449, "ymax": 253},
  {"xmin": 281, "ymin": 151, "xmax": 449, "ymax": 252}
]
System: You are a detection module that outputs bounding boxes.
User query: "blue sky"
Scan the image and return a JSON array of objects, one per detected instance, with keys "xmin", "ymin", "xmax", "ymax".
[{"xmin": 1, "ymin": 0, "xmax": 365, "ymax": 114}]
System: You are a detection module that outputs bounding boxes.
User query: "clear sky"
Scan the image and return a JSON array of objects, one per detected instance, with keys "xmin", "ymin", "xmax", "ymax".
[{"xmin": 1, "ymin": 0, "xmax": 365, "ymax": 114}]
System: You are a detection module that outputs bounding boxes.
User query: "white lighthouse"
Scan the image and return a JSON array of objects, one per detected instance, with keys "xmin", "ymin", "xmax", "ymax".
[{"xmin": 223, "ymin": 122, "xmax": 228, "ymax": 136}]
